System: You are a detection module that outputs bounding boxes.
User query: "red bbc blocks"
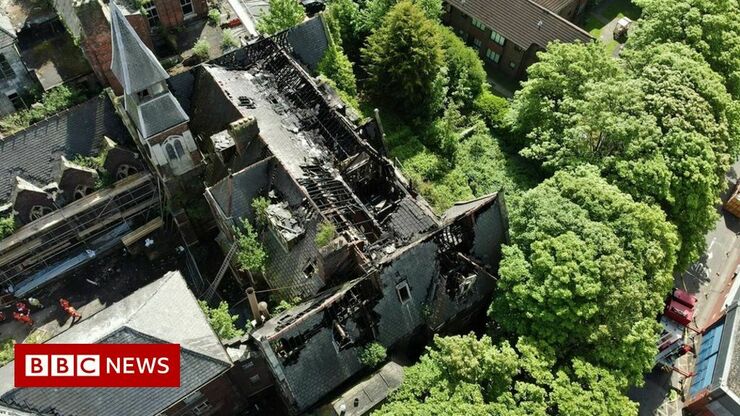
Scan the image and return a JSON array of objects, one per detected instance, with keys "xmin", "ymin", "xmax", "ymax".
[{"xmin": 14, "ymin": 343, "xmax": 180, "ymax": 388}]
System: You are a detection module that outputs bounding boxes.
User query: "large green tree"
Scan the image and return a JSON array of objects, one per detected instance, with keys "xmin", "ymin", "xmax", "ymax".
[
  {"xmin": 256, "ymin": 0, "xmax": 305, "ymax": 35},
  {"xmin": 439, "ymin": 27, "xmax": 486, "ymax": 110},
  {"xmin": 362, "ymin": 0, "xmax": 445, "ymax": 118},
  {"xmin": 318, "ymin": 42, "xmax": 358, "ymax": 96},
  {"xmin": 325, "ymin": 0, "xmax": 362, "ymax": 60},
  {"xmin": 510, "ymin": 41, "xmax": 736, "ymax": 268},
  {"xmin": 630, "ymin": 0, "xmax": 740, "ymax": 97},
  {"xmin": 375, "ymin": 334, "xmax": 637, "ymax": 416},
  {"xmin": 490, "ymin": 166, "xmax": 678, "ymax": 384}
]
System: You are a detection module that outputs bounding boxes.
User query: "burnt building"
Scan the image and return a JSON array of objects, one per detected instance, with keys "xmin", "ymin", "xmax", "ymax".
[
  {"xmin": 442, "ymin": 0, "xmax": 592, "ymax": 80},
  {"xmin": 155, "ymin": 33, "xmax": 510, "ymax": 413}
]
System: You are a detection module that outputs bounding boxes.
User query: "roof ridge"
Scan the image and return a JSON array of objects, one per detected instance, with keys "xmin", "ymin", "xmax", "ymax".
[{"xmin": 524, "ymin": 0, "xmax": 594, "ymax": 39}]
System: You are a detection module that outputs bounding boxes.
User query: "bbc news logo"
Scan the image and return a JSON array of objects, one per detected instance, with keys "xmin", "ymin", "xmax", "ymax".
[{"xmin": 15, "ymin": 344, "xmax": 180, "ymax": 387}]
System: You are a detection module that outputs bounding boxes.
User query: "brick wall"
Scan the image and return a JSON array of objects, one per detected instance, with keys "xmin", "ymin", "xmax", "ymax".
[
  {"xmin": 154, "ymin": 0, "xmax": 207, "ymax": 28},
  {"xmin": 71, "ymin": 1, "xmax": 153, "ymax": 94},
  {"xmin": 444, "ymin": 6, "xmax": 532, "ymax": 79}
]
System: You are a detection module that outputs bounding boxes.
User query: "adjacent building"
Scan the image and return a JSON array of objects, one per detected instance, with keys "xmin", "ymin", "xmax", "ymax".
[
  {"xmin": 442, "ymin": 0, "xmax": 592, "ymax": 79},
  {"xmin": 0, "ymin": 13, "xmax": 38, "ymax": 116},
  {"xmin": 0, "ymin": 271, "xmax": 245, "ymax": 415},
  {"xmin": 684, "ymin": 283, "xmax": 740, "ymax": 415}
]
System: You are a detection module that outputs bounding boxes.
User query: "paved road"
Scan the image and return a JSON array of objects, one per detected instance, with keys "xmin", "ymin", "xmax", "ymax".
[{"xmin": 629, "ymin": 160, "xmax": 740, "ymax": 415}]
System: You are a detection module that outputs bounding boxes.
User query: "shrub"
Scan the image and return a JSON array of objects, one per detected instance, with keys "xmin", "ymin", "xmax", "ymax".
[
  {"xmin": 315, "ymin": 221, "xmax": 337, "ymax": 247},
  {"xmin": 0, "ymin": 339, "xmax": 14, "ymax": 366},
  {"xmin": 251, "ymin": 196, "xmax": 270, "ymax": 229},
  {"xmin": 273, "ymin": 296, "xmax": 302, "ymax": 314},
  {"xmin": 0, "ymin": 215, "xmax": 15, "ymax": 240},
  {"xmin": 235, "ymin": 219, "xmax": 268, "ymax": 272},
  {"xmin": 208, "ymin": 8, "xmax": 221, "ymax": 26},
  {"xmin": 222, "ymin": 29, "xmax": 239, "ymax": 50},
  {"xmin": 192, "ymin": 40, "xmax": 210, "ymax": 61},
  {"xmin": 318, "ymin": 43, "xmax": 357, "ymax": 96},
  {"xmin": 474, "ymin": 89, "xmax": 509, "ymax": 131},
  {"xmin": 0, "ymin": 85, "xmax": 87, "ymax": 136},
  {"xmin": 198, "ymin": 300, "xmax": 245, "ymax": 339},
  {"xmin": 358, "ymin": 342, "xmax": 386, "ymax": 368}
]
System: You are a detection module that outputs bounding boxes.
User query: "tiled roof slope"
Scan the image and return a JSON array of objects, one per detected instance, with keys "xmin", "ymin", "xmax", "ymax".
[
  {"xmin": 0, "ymin": 95, "xmax": 130, "ymax": 204},
  {"xmin": 534, "ymin": 0, "xmax": 576, "ymax": 14},
  {"xmin": 446, "ymin": 0, "xmax": 592, "ymax": 48},
  {"xmin": 1, "ymin": 328, "xmax": 230, "ymax": 416},
  {"xmin": 110, "ymin": 1, "xmax": 168, "ymax": 95}
]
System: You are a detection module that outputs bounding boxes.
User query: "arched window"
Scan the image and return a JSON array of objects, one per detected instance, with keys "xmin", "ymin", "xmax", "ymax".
[
  {"xmin": 116, "ymin": 164, "xmax": 139, "ymax": 180},
  {"xmin": 174, "ymin": 140, "xmax": 185, "ymax": 158},
  {"xmin": 165, "ymin": 143, "xmax": 177, "ymax": 160},
  {"xmin": 29, "ymin": 205, "xmax": 53, "ymax": 221},
  {"xmin": 73, "ymin": 185, "xmax": 91, "ymax": 200}
]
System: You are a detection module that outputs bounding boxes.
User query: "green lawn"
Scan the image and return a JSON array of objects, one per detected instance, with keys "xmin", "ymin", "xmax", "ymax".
[{"xmin": 584, "ymin": 14, "xmax": 606, "ymax": 37}]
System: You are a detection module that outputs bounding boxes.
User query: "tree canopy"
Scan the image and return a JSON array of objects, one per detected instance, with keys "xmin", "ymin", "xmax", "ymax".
[
  {"xmin": 375, "ymin": 334, "xmax": 637, "ymax": 416},
  {"xmin": 509, "ymin": 41, "xmax": 737, "ymax": 268},
  {"xmin": 490, "ymin": 166, "xmax": 678, "ymax": 384},
  {"xmin": 318, "ymin": 42, "xmax": 358, "ymax": 96},
  {"xmin": 630, "ymin": 0, "xmax": 740, "ymax": 98},
  {"xmin": 256, "ymin": 0, "xmax": 305, "ymax": 35},
  {"xmin": 362, "ymin": 1, "xmax": 445, "ymax": 118}
]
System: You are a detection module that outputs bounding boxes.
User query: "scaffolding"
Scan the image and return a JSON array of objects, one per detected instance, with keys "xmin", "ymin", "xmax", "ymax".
[{"xmin": 0, "ymin": 173, "xmax": 160, "ymax": 295}]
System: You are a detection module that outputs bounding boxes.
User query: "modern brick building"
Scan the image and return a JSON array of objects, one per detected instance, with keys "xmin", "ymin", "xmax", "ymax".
[{"xmin": 442, "ymin": 0, "xmax": 592, "ymax": 80}]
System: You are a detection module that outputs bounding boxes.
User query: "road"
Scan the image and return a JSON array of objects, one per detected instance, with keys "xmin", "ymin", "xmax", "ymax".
[{"xmin": 629, "ymin": 160, "xmax": 740, "ymax": 415}]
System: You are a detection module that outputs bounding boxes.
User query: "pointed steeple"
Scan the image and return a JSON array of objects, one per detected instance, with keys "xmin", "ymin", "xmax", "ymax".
[{"xmin": 110, "ymin": 1, "xmax": 169, "ymax": 95}]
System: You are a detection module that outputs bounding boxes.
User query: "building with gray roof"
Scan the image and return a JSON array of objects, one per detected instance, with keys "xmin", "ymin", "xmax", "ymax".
[
  {"xmin": 685, "ymin": 281, "xmax": 740, "ymax": 415},
  {"xmin": 0, "ymin": 271, "xmax": 242, "ymax": 416}
]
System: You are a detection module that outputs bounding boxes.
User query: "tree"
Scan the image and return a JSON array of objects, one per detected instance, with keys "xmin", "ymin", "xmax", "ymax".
[
  {"xmin": 251, "ymin": 196, "xmax": 270, "ymax": 229},
  {"xmin": 474, "ymin": 89, "xmax": 509, "ymax": 131},
  {"xmin": 510, "ymin": 41, "xmax": 736, "ymax": 268},
  {"xmin": 490, "ymin": 166, "xmax": 678, "ymax": 384},
  {"xmin": 357, "ymin": 0, "xmax": 396, "ymax": 37},
  {"xmin": 509, "ymin": 42, "xmax": 622, "ymax": 144},
  {"xmin": 315, "ymin": 221, "xmax": 337, "ymax": 247},
  {"xmin": 325, "ymin": 0, "xmax": 362, "ymax": 60},
  {"xmin": 358, "ymin": 342, "xmax": 387, "ymax": 367},
  {"xmin": 362, "ymin": 1, "xmax": 445, "ymax": 119},
  {"xmin": 439, "ymin": 26, "xmax": 486, "ymax": 110},
  {"xmin": 318, "ymin": 42, "xmax": 358, "ymax": 96},
  {"xmin": 198, "ymin": 300, "xmax": 245, "ymax": 339},
  {"xmin": 375, "ymin": 334, "xmax": 637, "ymax": 416},
  {"xmin": 0, "ymin": 215, "xmax": 16, "ymax": 240},
  {"xmin": 235, "ymin": 219, "xmax": 268, "ymax": 272},
  {"xmin": 256, "ymin": 0, "xmax": 305, "ymax": 35},
  {"xmin": 630, "ymin": 0, "xmax": 740, "ymax": 97}
]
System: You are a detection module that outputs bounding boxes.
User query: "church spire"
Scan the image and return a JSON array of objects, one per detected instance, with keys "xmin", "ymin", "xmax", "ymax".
[{"xmin": 110, "ymin": 1, "xmax": 169, "ymax": 95}]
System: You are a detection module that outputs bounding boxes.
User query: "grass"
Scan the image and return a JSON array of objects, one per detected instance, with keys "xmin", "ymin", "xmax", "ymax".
[{"xmin": 584, "ymin": 14, "xmax": 606, "ymax": 37}]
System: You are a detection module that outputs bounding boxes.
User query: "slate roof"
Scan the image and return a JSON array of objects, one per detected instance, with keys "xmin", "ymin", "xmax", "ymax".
[
  {"xmin": 534, "ymin": 0, "xmax": 576, "ymax": 14},
  {"xmin": 446, "ymin": 0, "xmax": 592, "ymax": 48},
  {"xmin": 283, "ymin": 15, "xmax": 329, "ymax": 71},
  {"xmin": 134, "ymin": 92, "xmax": 189, "ymax": 138},
  {"xmin": 0, "ymin": 95, "xmax": 130, "ymax": 204},
  {"xmin": 0, "ymin": 12, "xmax": 15, "ymax": 39},
  {"xmin": 0, "ymin": 271, "xmax": 232, "ymax": 416},
  {"xmin": 2, "ymin": 328, "xmax": 230, "ymax": 416},
  {"xmin": 110, "ymin": 1, "xmax": 169, "ymax": 95}
]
